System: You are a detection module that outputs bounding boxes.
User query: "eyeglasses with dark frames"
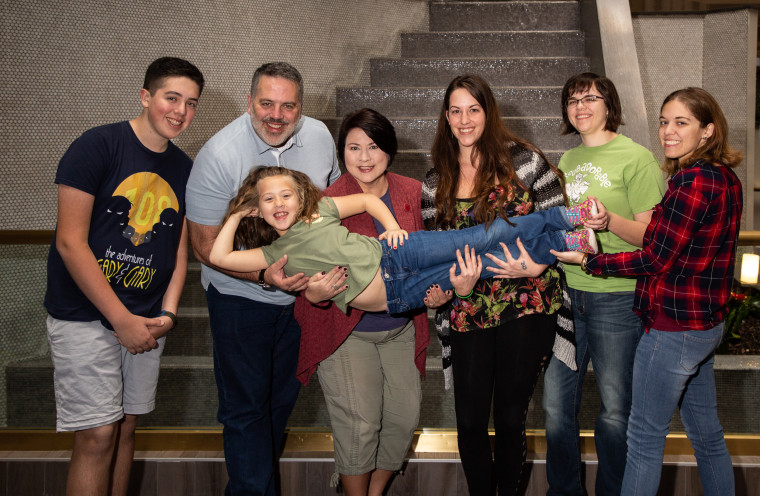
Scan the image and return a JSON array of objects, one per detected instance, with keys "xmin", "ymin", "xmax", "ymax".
[{"xmin": 566, "ymin": 95, "xmax": 605, "ymax": 108}]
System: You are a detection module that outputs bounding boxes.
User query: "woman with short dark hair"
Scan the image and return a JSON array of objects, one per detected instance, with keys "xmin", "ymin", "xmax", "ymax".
[
  {"xmin": 554, "ymin": 87, "xmax": 741, "ymax": 496},
  {"xmin": 543, "ymin": 72, "xmax": 666, "ymax": 496},
  {"xmin": 294, "ymin": 108, "xmax": 428, "ymax": 496}
]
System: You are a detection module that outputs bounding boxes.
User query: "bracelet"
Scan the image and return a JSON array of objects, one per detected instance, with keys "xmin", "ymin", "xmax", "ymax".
[
  {"xmin": 580, "ymin": 254, "xmax": 590, "ymax": 274},
  {"xmin": 158, "ymin": 310, "xmax": 178, "ymax": 328},
  {"xmin": 454, "ymin": 289, "xmax": 474, "ymax": 299}
]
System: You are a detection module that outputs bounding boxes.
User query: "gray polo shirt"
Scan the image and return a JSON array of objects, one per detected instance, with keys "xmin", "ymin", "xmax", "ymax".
[{"xmin": 186, "ymin": 113, "xmax": 340, "ymax": 304}]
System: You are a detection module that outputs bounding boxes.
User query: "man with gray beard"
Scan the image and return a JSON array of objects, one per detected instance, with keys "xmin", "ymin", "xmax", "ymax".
[{"xmin": 186, "ymin": 62, "xmax": 340, "ymax": 495}]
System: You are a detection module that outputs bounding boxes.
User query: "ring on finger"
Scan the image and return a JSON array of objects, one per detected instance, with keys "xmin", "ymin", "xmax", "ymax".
[{"xmin": 332, "ymin": 284, "xmax": 340, "ymax": 290}]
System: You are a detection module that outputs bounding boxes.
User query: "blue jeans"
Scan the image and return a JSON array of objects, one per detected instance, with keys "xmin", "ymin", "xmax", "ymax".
[
  {"xmin": 206, "ymin": 284, "xmax": 302, "ymax": 496},
  {"xmin": 543, "ymin": 289, "xmax": 643, "ymax": 496},
  {"xmin": 382, "ymin": 206, "xmax": 571, "ymax": 313},
  {"xmin": 621, "ymin": 324, "xmax": 734, "ymax": 496}
]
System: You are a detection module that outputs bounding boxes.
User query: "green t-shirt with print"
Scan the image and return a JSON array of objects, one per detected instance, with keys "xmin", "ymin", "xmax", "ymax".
[{"xmin": 559, "ymin": 134, "xmax": 665, "ymax": 292}]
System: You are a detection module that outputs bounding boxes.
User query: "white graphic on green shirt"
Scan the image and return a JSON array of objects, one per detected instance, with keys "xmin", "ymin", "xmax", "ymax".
[
  {"xmin": 564, "ymin": 162, "xmax": 612, "ymax": 204},
  {"xmin": 566, "ymin": 171, "xmax": 590, "ymax": 204}
]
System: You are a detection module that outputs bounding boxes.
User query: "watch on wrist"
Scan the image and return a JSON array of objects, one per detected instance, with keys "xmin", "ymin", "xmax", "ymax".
[{"xmin": 258, "ymin": 267, "xmax": 270, "ymax": 288}]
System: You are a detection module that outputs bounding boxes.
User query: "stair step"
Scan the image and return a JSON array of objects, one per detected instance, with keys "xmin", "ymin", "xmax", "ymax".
[
  {"xmin": 336, "ymin": 87, "xmax": 564, "ymax": 118},
  {"xmin": 162, "ymin": 308, "xmax": 213, "ymax": 356},
  {"xmin": 401, "ymin": 31, "xmax": 584, "ymax": 58},
  {"xmin": 395, "ymin": 117, "xmax": 578, "ymax": 151},
  {"xmin": 179, "ymin": 263, "xmax": 207, "ymax": 307},
  {"xmin": 429, "ymin": 1, "xmax": 581, "ymax": 32},
  {"xmin": 0, "ymin": 356, "xmax": 528, "ymax": 430},
  {"xmin": 392, "ymin": 150, "xmax": 433, "ymax": 181},
  {"xmin": 162, "ymin": 310, "xmax": 445, "ymax": 358},
  {"xmin": 5, "ymin": 356, "xmax": 458, "ymax": 428},
  {"xmin": 9, "ymin": 356, "xmax": 758, "ymax": 434},
  {"xmin": 322, "ymin": 116, "xmax": 579, "ymax": 151},
  {"xmin": 370, "ymin": 57, "xmax": 589, "ymax": 87}
]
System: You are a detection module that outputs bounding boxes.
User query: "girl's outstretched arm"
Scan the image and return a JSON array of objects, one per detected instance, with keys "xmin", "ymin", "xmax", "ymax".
[
  {"xmin": 330, "ymin": 194, "xmax": 408, "ymax": 248},
  {"xmin": 209, "ymin": 210, "xmax": 268, "ymax": 272}
]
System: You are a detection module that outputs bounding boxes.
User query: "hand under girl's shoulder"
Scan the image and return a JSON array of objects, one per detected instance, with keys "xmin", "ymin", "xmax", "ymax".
[{"xmin": 303, "ymin": 212, "xmax": 323, "ymax": 225}]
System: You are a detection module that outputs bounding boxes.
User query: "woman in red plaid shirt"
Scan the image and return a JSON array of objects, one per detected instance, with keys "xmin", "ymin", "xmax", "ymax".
[{"xmin": 554, "ymin": 87, "xmax": 742, "ymax": 496}]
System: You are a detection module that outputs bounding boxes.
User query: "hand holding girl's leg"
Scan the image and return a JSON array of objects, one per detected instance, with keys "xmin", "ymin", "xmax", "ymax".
[
  {"xmin": 565, "ymin": 198, "xmax": 599, "ymax": 226},
  {"xmin": 449, "ymin": 245, "xmax": 482, "ymax": 297},
  {"xmin": 583, "ymin": 196, "xmax": 609, "ymax": 231},
  {"xmin": 485, "ymin": 239, "xmax": 547, "ymax": 279}
]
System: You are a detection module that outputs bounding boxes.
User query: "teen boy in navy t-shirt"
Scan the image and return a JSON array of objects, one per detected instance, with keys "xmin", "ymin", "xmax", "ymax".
[{"xmin": 43, "ymin": 57, "xmax": 203, "ymax": 496}]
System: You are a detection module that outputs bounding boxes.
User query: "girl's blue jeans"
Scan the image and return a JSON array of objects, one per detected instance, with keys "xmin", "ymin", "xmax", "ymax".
[
  {"xmin": 381, "ymin": 206, "xmax": 571, "ymax": 314},
  {"xmin": 621, "ymin": 324, "xmax": 734, "ymax": 496}
]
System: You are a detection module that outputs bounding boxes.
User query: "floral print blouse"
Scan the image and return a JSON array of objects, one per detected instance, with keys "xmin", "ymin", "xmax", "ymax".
[{"xmin": 421, "ymin": 144, "xmax": 565, "ymax": 333}]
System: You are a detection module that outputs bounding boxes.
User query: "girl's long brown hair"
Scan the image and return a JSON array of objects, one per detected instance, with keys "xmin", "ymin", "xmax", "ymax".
[
  {"xmin": 660, "ymin": 87, "xmax": 743, "ymax": 176},
  {"xmin": 430, "ymin": 74, "xmax": 562, "ymax": 228},
  {"xmin": 222, "ymin": 166, "xmax": 323, "ymax": 249}
]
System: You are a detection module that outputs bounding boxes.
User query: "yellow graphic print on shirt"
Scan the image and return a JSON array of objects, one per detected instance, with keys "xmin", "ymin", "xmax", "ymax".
[{"xmin": 112, "ymin": 172, "xmax": 179, "ymax": 247}]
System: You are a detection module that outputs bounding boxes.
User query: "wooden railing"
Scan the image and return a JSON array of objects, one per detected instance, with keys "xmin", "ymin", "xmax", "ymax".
[{"xmin": 0, "ymin": 230, "xmax": 53, "ymax": 244}]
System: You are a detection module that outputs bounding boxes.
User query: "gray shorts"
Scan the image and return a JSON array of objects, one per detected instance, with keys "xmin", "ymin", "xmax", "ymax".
[
  {"xmin": 317, "ymin": 320, "xmax": 421, "ymax": 475},
  {"xmin": 46, "ymin": 315, "xmax": 165, "ymax": 432}
]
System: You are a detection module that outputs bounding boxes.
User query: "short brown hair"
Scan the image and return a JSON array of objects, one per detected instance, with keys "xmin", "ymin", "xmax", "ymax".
[
  {"xmin": 250, "ymin": 62, "xmax": 304, "ymax": 104},
  {"xmin": 560, "ymin": 72, "xmax": 623, "ymax": 135},
  {"xmin": 337, "ymin": 108, "xmax": 397, "ymax": 167}
]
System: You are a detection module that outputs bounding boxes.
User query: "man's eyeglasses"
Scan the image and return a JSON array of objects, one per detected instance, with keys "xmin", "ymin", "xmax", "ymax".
[{"xmin": 566, "ymin": 95, "xmax": 605, "ymax": 108}]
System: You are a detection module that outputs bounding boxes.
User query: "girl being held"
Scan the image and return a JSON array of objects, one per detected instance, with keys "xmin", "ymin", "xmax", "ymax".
[{"xmin": 211, "ymin": 166, "xmax": 598, "ymax": 315}]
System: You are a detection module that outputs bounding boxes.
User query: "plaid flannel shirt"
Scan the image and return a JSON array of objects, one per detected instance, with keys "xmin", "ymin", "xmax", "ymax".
[{"xmin": 586, "ymin": 160, "xmax": 743, "ymax": 331}]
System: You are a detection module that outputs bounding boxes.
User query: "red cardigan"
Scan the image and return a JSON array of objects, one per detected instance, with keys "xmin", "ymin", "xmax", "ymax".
[{"xmin": 294, "ymin": 172, "xmax": 430, "ymax": 385}]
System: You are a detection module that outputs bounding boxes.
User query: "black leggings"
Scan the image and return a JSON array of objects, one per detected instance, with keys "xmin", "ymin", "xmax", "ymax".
[{"xmin": 451, "ymin": 313, "xmax": 556, "ymax": 496}]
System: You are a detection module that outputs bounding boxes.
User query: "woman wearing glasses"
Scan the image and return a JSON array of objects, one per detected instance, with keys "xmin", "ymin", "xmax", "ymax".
[
  {"xmin": 542, "ymin": 72, "xmax": 666, "ymax": 495},
  {"xmin": 554, "ymin": 87, "xmax": 740, "ymax": 496}
]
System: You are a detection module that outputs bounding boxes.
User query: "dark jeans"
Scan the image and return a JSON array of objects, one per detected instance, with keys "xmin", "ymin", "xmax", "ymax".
[
  {"xmin": 542, "ymin": 289, "xmax": 643, "ymax": 496},
  {"xmin": 206, "ymin": 284, "xmax": 301, "ymax": 496},
  {"xmin": 451, "ymin": 313, "xmax": 556, "ymax": 495}
]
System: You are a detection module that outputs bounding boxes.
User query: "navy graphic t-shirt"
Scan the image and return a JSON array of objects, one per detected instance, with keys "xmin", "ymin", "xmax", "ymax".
[{"xmin": 44, "ymin": 121, "xmax": 191, "ymax": 328}]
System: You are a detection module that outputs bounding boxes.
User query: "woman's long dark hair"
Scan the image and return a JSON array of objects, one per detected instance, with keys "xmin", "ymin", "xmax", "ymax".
[{"xmin": 430, "ymin": 74, "xmax": 562, "ymax": 228}]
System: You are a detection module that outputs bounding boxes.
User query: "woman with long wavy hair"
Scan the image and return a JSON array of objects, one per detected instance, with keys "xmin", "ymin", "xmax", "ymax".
[{"xmin": 422, "ymin": 74, "xmax": 574, "ymax": 494}]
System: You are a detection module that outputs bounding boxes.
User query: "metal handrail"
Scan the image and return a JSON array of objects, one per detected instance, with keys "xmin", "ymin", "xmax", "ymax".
[{"xmin": 739, "ymin": 231, "xmax": 760, "ymax": 245}]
